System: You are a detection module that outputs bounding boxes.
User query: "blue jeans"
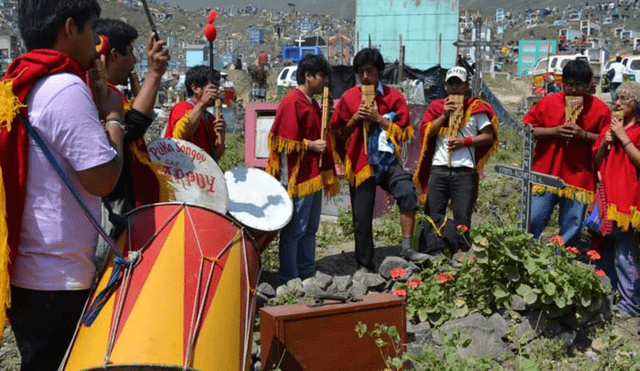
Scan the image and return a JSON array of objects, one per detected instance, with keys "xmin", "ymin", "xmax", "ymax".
[
  {"xmin": 610, "ymin": 82, "xmax": 622, "ymax": 103},
  {"xmin": 278, "ymin": 192, "xmax": 322, "ymax": 284},
  {"xmin": 529, "ymin": 192, "xmax": 588, "ymax": 247},
  {"xmin": 596, "ymin": 226, "xmax": 640, "ymax": 317}
]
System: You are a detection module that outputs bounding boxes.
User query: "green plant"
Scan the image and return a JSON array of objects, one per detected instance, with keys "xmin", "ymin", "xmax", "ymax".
[
  {"xmin": 402, "ymin": 225, "xmax": 609, "ymax": 326},
  {"xmin": 373, "ymin": 206, "xmax": 403, "ymax": 244},
  {"xmin": 408, "ymin": 328, "xmax": 499, "ymax": 371},
  {"xmin": 217, "ymin": 132, "xmax": 247, "ymax": 172},
  {"xmin": 356, "ymin": 322, "xmax": 499, "ymax": 371},
  {"xmin": 355, "ymin": 322, "xmax": 406, "ymax": 371},
  {"xmin": 316, "ymin": 222, "xmax": 348, "ymax": 249},
  {"xmin": 337, "ymin": 207, "xmax": 354, "ymax": 238},
  {"xmin": 266, "ymin": 292, "xmax": 299, "ymax": 307}
]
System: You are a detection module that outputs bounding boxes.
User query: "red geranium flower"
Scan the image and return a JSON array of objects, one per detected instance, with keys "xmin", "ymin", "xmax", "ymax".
[
  {"xmin": 390, "ymin": 267, "xmax": 407, "ymax": 279},
  {"xmin": 392, "ymin": 288, "xmax": 407, "ymax": 297},
  {"xmin": 456, "ymin": 224, "xmax": 469, "ymax": 233},
  {"xmin": 437, "ymin": 272, "xmax": 455, "ymax": 284},
  {"xmin": 549, "ymin": 235, "xmax": 565, "ymax": 246},
  {"xmin": 586, "ymin": 250, "xmax": 602, "ymax": 261},
  {"xmin": 566, "ymin": 246, "xmax": 580, "ymax": 255},
  {"xmin": 594, "ymin": 268, "xmax": 606, "ymax": 278},
  {"xmin": 407, "ymin": 279, "xmax": 423, "ymax": 289}
]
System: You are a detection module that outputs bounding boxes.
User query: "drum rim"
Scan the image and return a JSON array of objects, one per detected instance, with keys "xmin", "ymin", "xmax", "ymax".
[
  {"xmin": 81, "ymin": 365, "xmax": 199, "ymax": 371},
  {"xmin": 123, "ymin": 201, "xmax": 262, "ymax": 255},
  {"xmin": 224, "ymin": 166, "xmax": 293, "ymax": 231}
]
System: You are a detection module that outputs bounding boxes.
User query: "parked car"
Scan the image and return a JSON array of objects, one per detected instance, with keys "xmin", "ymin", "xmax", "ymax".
[
  {"xmin": 531, "ymin": 53, "xmax": 590, "ymax": 92},
  {"xmin": 277, "ymin": 65, "xmax": 298, "ymax": 96},
  {"xmin": 623, "ymin": 55, "xmax": 640, "ymax": 82}
]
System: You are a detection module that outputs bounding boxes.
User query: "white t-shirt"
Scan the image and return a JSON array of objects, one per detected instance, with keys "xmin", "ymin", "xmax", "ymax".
[
  {"xmin": 12, "ymin": 73, "xmax": 117, "ymax": 291},
  {"xmin": 610, "ymin": 62, "xmax": 625, "ymax": 83},
  {"xmin": 432, "ymin": 112, "xmax": 491, "ymax": 169}
]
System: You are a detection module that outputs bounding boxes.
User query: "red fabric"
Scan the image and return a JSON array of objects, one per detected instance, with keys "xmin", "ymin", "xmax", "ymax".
[
  {"xmin": 330, "ymin": 84, "xmax": 411, "ymax": 184},
  {"xmin": 108, "ymin": 84, "xmax": 160, "ymax": 207},
  {"xmin": 0, "ymin": 49, "xmax": 86, "ymax": 267},
  {"xmin": 523, "ymin": 92, "xmax": 611, "ymax": 192},
  {"xmin": 267, "ymin": 88, "xmax": 337, "ymax": 196},
  {"xmin": 165, "ymin": 100, "xmax": 219, "ymax": 159},
  {"xmin": 413, "ymin": 97, "xmax": 498, "ymax": 202},
  {"xmin": 258, "ymin": 52, "xmax": 268, "ymax": 65},
  {"xmin": 593, "ymin": 123, "xmax": 640, "ymax": 231}
]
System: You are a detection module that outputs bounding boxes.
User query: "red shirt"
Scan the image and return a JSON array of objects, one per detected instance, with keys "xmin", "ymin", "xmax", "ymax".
[
  {"xmin": 330, "ymin": 84, "xmax": 413, "ymax": 186},
  {"xmin": 523, "ymin": 92, "xmax": 610, "ymax": 199},
  {"xmin": 165, "ymin": 100, "xmax": 219, "ymax": 160},
  {"xmin": 266, "ymin": 88, "xmax": 339, "ymax": 198}
]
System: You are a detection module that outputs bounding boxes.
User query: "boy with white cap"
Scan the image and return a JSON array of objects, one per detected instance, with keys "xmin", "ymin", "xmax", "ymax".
[{"xmin": 413, "ymin": 66, "xmax": 499, "ymax": 251}]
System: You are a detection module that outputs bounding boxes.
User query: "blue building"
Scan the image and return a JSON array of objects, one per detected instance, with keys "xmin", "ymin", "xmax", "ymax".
[
  {"xmin": 355, "ymin": 0, "xmax": 459, "ymax": 69},
  {"xmin": 248, "ymin": 28, "xmax": 264, "ymax": 46}
]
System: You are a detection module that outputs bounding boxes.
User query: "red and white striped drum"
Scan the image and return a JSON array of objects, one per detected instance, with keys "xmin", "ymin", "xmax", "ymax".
[{"xmin": 63, "ymin": 203, "xmax": 260, "ymax": 371}]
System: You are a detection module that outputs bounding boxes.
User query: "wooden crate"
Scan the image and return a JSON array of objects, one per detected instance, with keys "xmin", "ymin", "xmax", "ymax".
[{"xmin": 260, "ymin": 293, "xmax": 406, "ymax": 371}]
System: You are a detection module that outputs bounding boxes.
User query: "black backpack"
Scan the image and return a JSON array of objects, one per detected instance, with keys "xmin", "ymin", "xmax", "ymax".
[{"xmin": 417, "ymin": 214, "xmax": 459, "ymax": 256}]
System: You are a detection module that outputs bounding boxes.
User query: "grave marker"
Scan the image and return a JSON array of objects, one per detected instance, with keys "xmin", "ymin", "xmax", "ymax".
[{"xmin": 494, "ymin": 126, "xmax": 565, "ymax": 231}]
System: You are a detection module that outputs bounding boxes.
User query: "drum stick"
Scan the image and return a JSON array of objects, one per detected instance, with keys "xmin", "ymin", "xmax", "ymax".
[
  {"xmin": 140, "ymin": 0, "xmax": 160, "ymax": 41},
  {"xmin": 319, "ymin": 86, "xmax": 330, "ymax": 167}
]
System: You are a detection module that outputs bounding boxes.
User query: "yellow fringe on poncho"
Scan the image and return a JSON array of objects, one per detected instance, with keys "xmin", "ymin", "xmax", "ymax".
[
  {"xmin": 532, "ymin": 184, "xmax": 594, "ymax": 205},
  {"xmin": 0, "ymin": 77, "xmax": 25, "ymax": 340},
  {"xmin": 266, "ymin": 133, "xmax": 339, "ymax": 199},
  {"xmin": 606, "ymin": 204, "xmax": 640, "ymax": 233}
]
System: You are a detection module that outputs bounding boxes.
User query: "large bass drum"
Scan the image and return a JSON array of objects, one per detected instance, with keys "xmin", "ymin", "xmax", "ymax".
[{"xmin": 63, "ymin": 203, "xmax": 260, "ymax": 370}]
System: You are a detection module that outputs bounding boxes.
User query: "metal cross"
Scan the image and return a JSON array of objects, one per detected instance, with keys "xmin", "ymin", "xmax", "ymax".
[{"xmin": 494, "ymin": 126, "xmax": 566, "ymax": 232}]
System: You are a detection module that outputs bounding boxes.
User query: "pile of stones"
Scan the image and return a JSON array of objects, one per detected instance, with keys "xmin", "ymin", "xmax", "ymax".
[{"xmin": 249, "ymin": 255, "xmax": 613, "ymax": 371}]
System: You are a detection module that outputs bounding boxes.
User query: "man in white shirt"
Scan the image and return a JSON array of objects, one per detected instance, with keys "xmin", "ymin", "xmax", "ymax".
[
  {"xmin": 609, "ymin": 56, "xmax": 626, "ymax": 103},
  {"xmin": 414, "ymin": 67, "xmax": 499, "ymax": 252},
  {"xmin": 1, "ymin": 1, "xmax": 125, "ymax": 369}
]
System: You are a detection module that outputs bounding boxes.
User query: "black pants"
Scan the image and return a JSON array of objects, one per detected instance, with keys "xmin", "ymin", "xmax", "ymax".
[
  {"xmin": 350, "ymin": 162, "xmax": 419, "ymax": 271},
  {"xmin": 7, "ymin": 286, "xmax": 90, "ymax": 371},
  {"xmin": 425, "ymin": 166, "xmax": 477, "ymax": 249}
]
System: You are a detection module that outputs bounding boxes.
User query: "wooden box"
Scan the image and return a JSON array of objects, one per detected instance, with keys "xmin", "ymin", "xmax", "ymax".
[{"xmin": 260, "ymin": 293, "xmax": 406, "ymax": 371}]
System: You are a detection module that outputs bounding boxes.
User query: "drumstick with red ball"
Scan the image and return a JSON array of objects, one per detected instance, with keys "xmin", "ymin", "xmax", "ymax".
[{"xmin": 204, "ymin": 10, "xmax": 218, "ymax": 75}]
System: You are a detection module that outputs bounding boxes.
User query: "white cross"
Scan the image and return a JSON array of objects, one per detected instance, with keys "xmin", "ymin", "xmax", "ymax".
[{"xmin": 295, "ymin": 35, "xmax": 304, "ymax": 48}]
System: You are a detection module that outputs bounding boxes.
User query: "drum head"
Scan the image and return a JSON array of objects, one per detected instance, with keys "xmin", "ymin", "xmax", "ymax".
[
  {"xmin": 224, "ymin": 167, "xmax": 293, "ymax": 232},
  {"xmin": 147, "ymin": 138, "xmax": 228, "ymax": 214}
]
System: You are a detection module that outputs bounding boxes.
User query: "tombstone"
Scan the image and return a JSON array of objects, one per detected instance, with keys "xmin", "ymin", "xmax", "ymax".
[{"xmin": 494, "ymin": 126, "xmax": 565, "ymax": 232}]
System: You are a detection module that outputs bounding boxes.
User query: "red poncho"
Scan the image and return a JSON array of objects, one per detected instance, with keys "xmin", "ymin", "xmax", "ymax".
[
  {"xmin": 593, "ymin": 123, "xmax": 640, "ymax": 232},
  {"xmin": 165, "ymin": 100, "xmax": 220, "ymax": 159},
  {"xmin": 523, "ymin": 92, "xmax": 611, "ymax": 204},
  {"xmin": 266, "ymin": 88, "xmax": 339, "ymax": 198},
  {"xmin": 0, "ymin": 49, "xmax": 86, "ymax": 330},
  {"xmin": 329, "ymin": 84, "xmax": 414, "ymax": 186},
  {"xmin": 412, "ymin": 97, "xmax": 500, "ymax": 204}
]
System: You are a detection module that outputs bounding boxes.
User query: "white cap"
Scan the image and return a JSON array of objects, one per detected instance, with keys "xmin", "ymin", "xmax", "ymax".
[{"xmin": 446, "ymin": 66, "xmax": 467, "ymax": 83}]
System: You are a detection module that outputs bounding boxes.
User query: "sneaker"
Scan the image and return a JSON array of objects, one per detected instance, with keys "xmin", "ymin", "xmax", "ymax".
[{"xmin": 400, "ymin": 247, "xmax": 429, "ymax": 263}]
